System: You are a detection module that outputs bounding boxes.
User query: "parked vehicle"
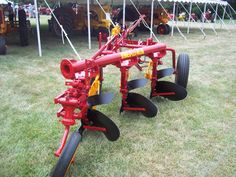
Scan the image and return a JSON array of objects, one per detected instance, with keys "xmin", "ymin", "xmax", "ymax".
[{"xmin": 0, "ymin": 5, "xmax": 29, "ymax": 55}]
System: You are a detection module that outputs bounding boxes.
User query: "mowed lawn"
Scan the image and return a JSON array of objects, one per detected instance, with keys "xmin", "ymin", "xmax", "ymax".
[{"xmin": 0, "ymin": 16, "xmax": 236, "ymax": 177}]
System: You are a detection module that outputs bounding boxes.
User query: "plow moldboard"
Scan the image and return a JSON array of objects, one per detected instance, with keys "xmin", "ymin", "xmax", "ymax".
[
  {"xmin": 155, "ymin": 81, "xmax": 187, "ymax": 101},
  {"xmin": 157, "ymin": 68, "xmax": 174, "ymax": 79},
  {"xmin": 87, "ymin": 109, "xmax": 120, "ymax": 141},
  {"xmin": 126, "ymin": 92, "xmax": 158, "ymax": 117},
  {"xmin": 87, "ymin": 92, "xmax": 114, "ymax": 107},
  {"xmin": 127, "ymin": 78, "xmax": 148, "ymax": 91}
]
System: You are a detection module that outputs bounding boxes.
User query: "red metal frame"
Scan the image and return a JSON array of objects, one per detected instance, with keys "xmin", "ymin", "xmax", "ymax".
[{"xmin": 54, "ymin": 15, "xmax": 178, "ymax": 157}]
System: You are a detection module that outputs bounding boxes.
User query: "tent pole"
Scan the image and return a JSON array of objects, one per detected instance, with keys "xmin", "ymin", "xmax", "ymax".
[
  {"xmin": 202, "ymin": 2, "xmax": 207, "ymax": 30},
  {"xmin": 214, "ymin": 4, "xmax": 218, "ymax": 23},
  {"xmin": 228, "ymin": 3, "xmax": 236, "ymax": 15},
  {"xmin": 221, "ymin": 4, "xmax": 226, "ymax": 28},
  {"xmin": 179, "ymin": 2, "xmax": 206, "ymax": 38},
  {"xmin": 34, "ymin": 0, "xmax": 42, "ymax": 57},
  {"xmin": 187, "ymin": 0, "xmax": 193, "ymax": 34},
  {"xmin": 129, "ymin": 0, "xmax": 159, "ymax": 42},
  {"xmin": 222, "ymin": 5, "xmax": 226, "ymax": 22},
  {"xmin": 87, "ymin": 0, "xmax": 91, "ymax": 49},
  {"xmin": 220, "ymin": 4, "xmax": 235, "ymax": 25},
  {"xmin": 228, "ymin": 5, "xmax": 235, "ymax": 24},
  {"xmin": 123, "ymin": 0, "xmax": 126, "ymax": 29},
  {"xmin": 150, "ymin": 0, "xmax": 154, "ymax": 38},
  {"xmin": 194, "ymin": 3, "xmax": 217, "ymax": 35},
  {"xmin": 171, "ymin": 2, "xmax": 176, "ymax": 36},
  {"xmin": 208, "ymin": 3, "xmax": 230, "ymax": 31},
  {"xmin": 158, "ymin": 1, "xmax": 186, "ymax": 40}
]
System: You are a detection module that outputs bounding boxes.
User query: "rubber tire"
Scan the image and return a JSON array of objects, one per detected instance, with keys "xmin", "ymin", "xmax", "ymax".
[
  {"xmin": 126, "ymin": 92, "xmax": 157, "ymax": 118},
  {"xmin": 87, "ymin": 109, "xmax": 120, "ymax": 141},
  {"xmin": 0, "ymin": 36, "xmax": 7, "ymax": 55},
  {"xmin": 157, "ymin": 24, "xmax": 168, "ymax": 35},
  {"xmin": 165, "ymin": 24, "xmax": 170, "ymax": 35},
  {"xmin": 175, "ymin": 53, "xmax": 190, "ymax": 89},
  {"xmin": 52, "ymin": 7, "xmax": 76, "ymax": 37},
  {"xmin": 18, "ymin": 9, "xmax": 29, "ymax": 46},
  {"xmin": 51, "ymin": 131, "xmax": 81, "ymax": 177}
]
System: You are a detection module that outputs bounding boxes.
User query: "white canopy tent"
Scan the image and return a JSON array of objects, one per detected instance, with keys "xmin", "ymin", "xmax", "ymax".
[
  {"xmin": 33, "ymin": 0, "xmax": 233, "ymax": 57},
  {"xmin": 0, "ymin": 0, "xmax": 11, "ymax": 4}
]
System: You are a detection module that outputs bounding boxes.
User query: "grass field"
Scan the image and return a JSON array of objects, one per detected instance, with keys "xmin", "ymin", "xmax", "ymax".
[{"xmin": 0, "ymin": 16, "xmax": 236, "ymax": 177}]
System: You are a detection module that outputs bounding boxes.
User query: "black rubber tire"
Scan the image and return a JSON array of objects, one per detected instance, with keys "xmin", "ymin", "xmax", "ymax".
[
  {"xmin": 87, "ymin": 109, "xmax": 120, "ymax": 141},
  {"xmin": 51, "ymin": 131, "xmax": 81, "ymax": 177},
  {"xmin": 175, "ymin": 53, "xmax": 190, "ymax": 88},
  {"xmin": 157, "ymin": 24, "xmax": 168, "ymax": 35},
  {"xmin": 52, "ymin": 7, "xmax": 76, "ymax": 37},
  {"xmin": 126, "ymin": 92, "xmax": 157, "ymax": 118},
  {"xmin": 165, "ymin": 24, "xmax": 171, "ymax": 35},
  {"xmin": 0, "ymin": 36, "xmax": 7, "ymax": 55},
  {"xmin": 18, "ymin": 9, "xmax": 29, "ymax": 46}
]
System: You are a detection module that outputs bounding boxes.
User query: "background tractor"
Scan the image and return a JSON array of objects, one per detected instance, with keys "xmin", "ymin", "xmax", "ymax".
[
  {"xmin": 0, "ymin": 6, "xmax": 29, "ymax": 55},
  {"xmin": 50, "ymin": 4, "xmax": 111, "ymax": 40},
  {"xmin": 139, "ymin": 6, "xmax": 170, "ymax": 35},
  {"xmin": 113, "ymin": 6, "xmax": 170, "ymax": 35}
]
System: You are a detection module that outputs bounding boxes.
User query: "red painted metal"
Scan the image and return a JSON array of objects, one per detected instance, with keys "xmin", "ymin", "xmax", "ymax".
[
  {"xmin": 83, "ymin": 125, "xmax": 106, "ymax": 132},
  {"xmin": 54, "ymin": 15, "xmax": 178, "ymax": 158},
  {"xmin": 122, "ymin": 107, "xmax": 146, "ymax": 111},
  {"xmin": 54, "ymin": 126, "xmax": 70, "ymax": 157}
]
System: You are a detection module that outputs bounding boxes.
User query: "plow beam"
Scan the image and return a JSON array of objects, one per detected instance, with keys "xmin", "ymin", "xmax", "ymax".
[{"xmin": 60, "ymin": 43, "xmax": 167, "ymax": 79}]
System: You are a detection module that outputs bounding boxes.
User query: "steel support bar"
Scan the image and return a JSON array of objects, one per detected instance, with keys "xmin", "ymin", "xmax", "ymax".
[
  {"xmin": 179, "ymin": 2, "xmax": 207, "ymax": 37},
  {"xmin": 34, "ymin": 0, "xmax": 42, "ymax": 57},
  {"xmin": 220, "ymin": 4, "xmax": 235, "ymax": 25},
  {"xmin": 150, "ymin": 0, "xmax": 154, "ymax": 38},
  {"xmin": 87, "ymin": 0, "xmax": 91, "ymax": 49},
  {"xmin": 187, "ymin": 0, "xmax": 193, "ymax": 34},
  {"xmin": 171, "ymin": 2, "xmax": 176, "ymax": 36},
  {"xmin": 194, "ymin": 3, "xmax": 217, "ymax": 36},
  {"xmin": 123, "ymin": 0, "xmax": 126, "ymax": 29},
  {"xmin": 158, "ymin": 1, "xmax": 186, "ymax": 40},
  {"xmin": 214, "ymin": 4, "xmax": 218, "ymax": 23},
  {"xmin": 208, "ymin": 3, "xmax": 230, "ymax": 31}
]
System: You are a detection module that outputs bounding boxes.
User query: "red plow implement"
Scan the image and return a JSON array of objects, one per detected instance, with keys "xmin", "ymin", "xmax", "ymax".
[{"xmin": 51, "ymin": 15, "xmax": 190, "ymax": 177}]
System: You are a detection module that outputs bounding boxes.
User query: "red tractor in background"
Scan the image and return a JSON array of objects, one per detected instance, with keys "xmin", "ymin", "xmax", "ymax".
[
  {"xmin": 39, "ymin": 6, "xmax": 51, "ymax": 15},
  {"xmin": 202, "ymin": 9, "xmax": 215, "ymax": 23},
  {"xmin": 112, "ymin": 6, "xmax": 170, "ymax": 35},
  {"xmin": 0, "ymin": 6, "xmax": 29, "ymax": 55}
]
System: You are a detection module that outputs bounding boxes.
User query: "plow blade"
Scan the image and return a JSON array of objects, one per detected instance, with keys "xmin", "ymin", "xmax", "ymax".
[
  {"xmin": 87, "ymin": 109, "xmax": 120, "ymax": 141},
  {"xmin": 155, "ymin": 81, "xmax": 187, "ymax": 101},
  {"xmin": 126, "ymin": 92, "xmax": 158, "ymax": 117},
  {"xmin": 127, "ymin": 78, "xmax": 148, "ymax": 91},
  {"xmin": 87, "ymin": 92, "xmax": 114, "ymax": 107},
  {"xmin": 157, "ymin": 68, "xmax": 174, "ymax": 79}
]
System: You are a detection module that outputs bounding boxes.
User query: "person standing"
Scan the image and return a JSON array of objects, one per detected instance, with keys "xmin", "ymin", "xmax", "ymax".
[{"xmin": 5, "ymin": 2, "xmax": 14, "ymax": 27}]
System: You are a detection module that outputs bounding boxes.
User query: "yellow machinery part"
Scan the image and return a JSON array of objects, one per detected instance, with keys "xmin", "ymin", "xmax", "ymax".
[
  {"xmin": 111, "ymin": 24, "xmax": 121, "ymax": 36},
  {"xmin": 89, "ymin": 75, "xmax": 101, "ymax": 97},
  {"xmin": 145, "ymin": 61, "xmax": 153, "ymax": 80},
  {"xmin": 74, "ymin": 4, "xmax": 111, "ymax": 31}
]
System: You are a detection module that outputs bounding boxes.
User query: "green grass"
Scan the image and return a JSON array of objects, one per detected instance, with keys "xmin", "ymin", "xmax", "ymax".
[{"xmin": 0, "ymin": 16, "xmax": 236, "ymax": 177}]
